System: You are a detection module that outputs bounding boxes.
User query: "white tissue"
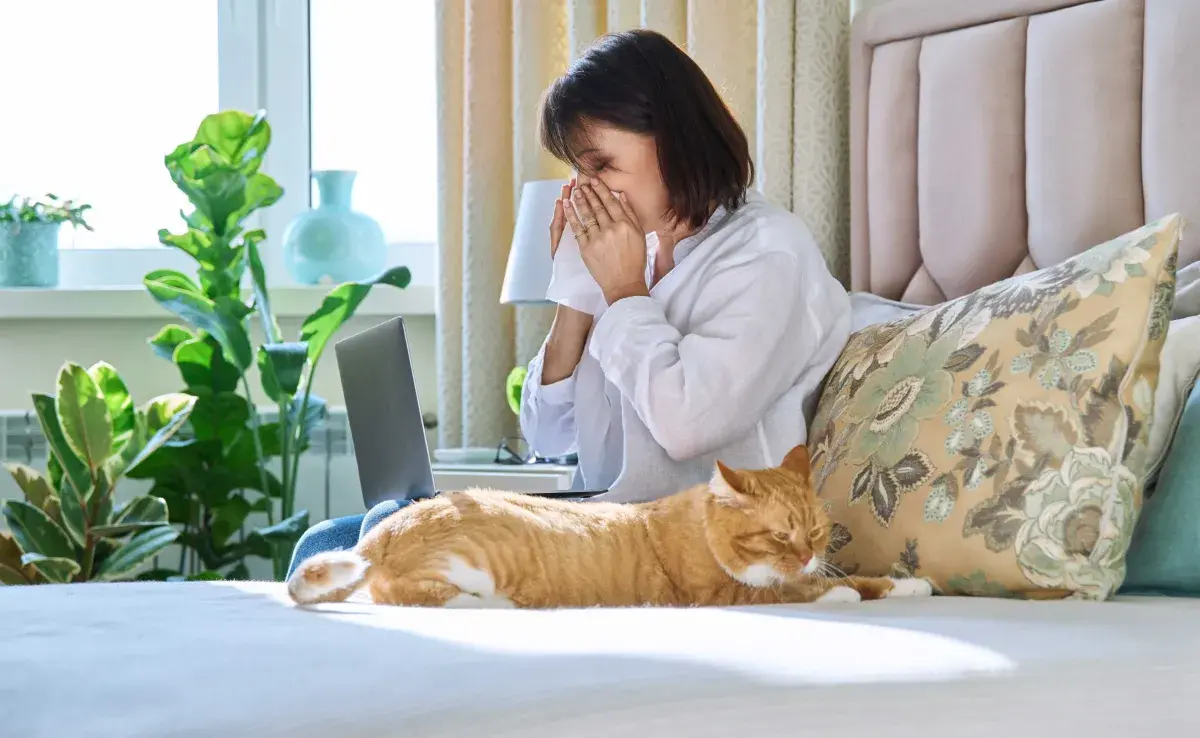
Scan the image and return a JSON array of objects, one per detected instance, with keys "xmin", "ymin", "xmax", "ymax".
[{"xmin": 545, "ymin": 228, "xmax": 659, "ymax": 316}]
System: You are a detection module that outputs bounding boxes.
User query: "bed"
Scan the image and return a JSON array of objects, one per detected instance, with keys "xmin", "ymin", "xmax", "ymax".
[{"xmin": 5, "ymin": 1, "xmax": 1200, "ymax": 735}]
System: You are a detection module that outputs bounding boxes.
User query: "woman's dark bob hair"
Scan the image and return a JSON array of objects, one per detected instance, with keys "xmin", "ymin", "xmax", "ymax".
[{"xmin": 539, "ymin": 29, "xmax": 752, "ymax": 230}]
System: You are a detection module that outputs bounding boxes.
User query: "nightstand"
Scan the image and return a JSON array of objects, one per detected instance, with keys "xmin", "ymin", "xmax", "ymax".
[{"xmin": 431, "ymin": 463, "xmax": 577, "ymax": 495}]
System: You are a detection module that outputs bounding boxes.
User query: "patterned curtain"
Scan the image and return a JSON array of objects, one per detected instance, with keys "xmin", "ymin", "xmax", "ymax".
[{"xmin": 435, "ymin": 0, "xmax": 850, "ymax": 450}]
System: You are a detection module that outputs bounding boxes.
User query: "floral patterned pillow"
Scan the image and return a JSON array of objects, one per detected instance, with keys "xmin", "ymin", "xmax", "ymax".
[{"xmin": 812, "ymin": 214, "xmax": 1182, "ymax": 600}]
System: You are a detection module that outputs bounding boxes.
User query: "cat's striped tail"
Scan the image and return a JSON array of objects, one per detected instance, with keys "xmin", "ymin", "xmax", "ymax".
[{"xmin": 287, "ymin": 550, "xmax": 371, "ymax": 605}]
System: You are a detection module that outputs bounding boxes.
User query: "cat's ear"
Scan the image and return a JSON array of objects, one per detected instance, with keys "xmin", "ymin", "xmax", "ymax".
[
  {"xmin": 711, "ymin": 461, "xmax": 749, "ymax": 506},
  {"xmin": 780, "ymin": 445, "xmax": 812, "ymax": 480}
]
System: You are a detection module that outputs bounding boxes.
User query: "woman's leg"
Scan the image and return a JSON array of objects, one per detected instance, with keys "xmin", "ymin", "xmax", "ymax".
[
  {"xmin": 359, "ymin": 499, "xmax": 414, "ymax": 538},
  {"xmin": 286, "ymin": 513, "xmax": 366, "ymax": 578}
]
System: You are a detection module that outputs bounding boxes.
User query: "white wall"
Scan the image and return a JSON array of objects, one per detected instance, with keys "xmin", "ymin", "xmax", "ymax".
[{"xmin": 0, "ymin": 314, "xmax": 438, "ymax": 418}]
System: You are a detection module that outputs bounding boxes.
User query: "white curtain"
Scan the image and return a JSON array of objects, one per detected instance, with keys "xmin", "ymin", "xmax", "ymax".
[{"xmin": 436, "ymin": 0, "xmax": 850, "ymax": 450}]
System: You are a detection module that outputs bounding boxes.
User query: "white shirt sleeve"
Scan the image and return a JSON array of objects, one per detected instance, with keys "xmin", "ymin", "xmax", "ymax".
[
  {"xmin": 587, "ymin": 251, "xmax": 837, "ymax": 462},
  {"xmin": 519, "ymin": 343, "xmax": 579, "ymax": 458}
]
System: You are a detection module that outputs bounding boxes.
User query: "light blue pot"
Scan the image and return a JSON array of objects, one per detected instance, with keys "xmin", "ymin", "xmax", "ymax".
[
  {"xmin": 0, "ymin": 221, "xmax": 60, "ymax": 288},
  {"xmin": 282, "ymin": 170, "xmax": 387, "ymax": 285}
]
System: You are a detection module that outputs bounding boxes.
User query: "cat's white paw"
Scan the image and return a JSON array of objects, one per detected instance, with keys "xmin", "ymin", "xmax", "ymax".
[
  {"xmin": 885, "ymin": 577, "xmax": 933, "ymax": 598},
  {"xmin": 817, "ymin": 586, "xmax": 862, "ymax": 604}
]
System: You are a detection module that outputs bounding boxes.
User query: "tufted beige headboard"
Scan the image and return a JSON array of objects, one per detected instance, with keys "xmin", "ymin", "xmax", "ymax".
[{"xmin": 850, "ymin": 0, "xmax": 1199, "ymax": 303}]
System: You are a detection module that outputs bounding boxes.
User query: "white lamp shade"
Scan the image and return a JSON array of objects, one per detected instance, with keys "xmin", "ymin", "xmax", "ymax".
[{"xmin": 500, "ymin": 179, "xmax": 568, "ymax": 305}]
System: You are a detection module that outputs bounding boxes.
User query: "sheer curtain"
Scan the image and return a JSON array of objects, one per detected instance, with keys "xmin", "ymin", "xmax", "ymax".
[{"xmin": 435, "ymin": 0, "xmax": 850, "ymax": 450}]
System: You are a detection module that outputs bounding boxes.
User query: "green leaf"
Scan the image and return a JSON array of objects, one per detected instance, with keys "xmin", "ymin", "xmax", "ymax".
[
  {"xmin": 0, "ymin": 533, "xmax": 35, "ymax": 584},
  {"xmin": 93, "ymin": 495, "xmax": 169, "ymax": 536},
  {"xmin": 1, "ymin": 500, "xmax": 75, "ymax": 560},
  {"xmin": 144, "ymin": 268, "xmax": 201, "ymax": 294},
  {"xmin": 211, "ymin": 495, "xmax": 252, "ymax": 548},
  {"xmin": 20, "ymin": 553, "xmax": 80, "ymax": 584},
  {"xmin": 149, "ymin": 324, "xmax": 198, "ymax": 361},
  {"xmin": 258, "ymin": 343, "xmax": 308, "ymax": 402},
  {"xmin": 134, "ymin": 567, "xmax": 178, "ymax": 582},
  {"xmin": 88, "ymin": 362, "xmax": 135, "ymax": 455},
  {"xmin": 46, "ymin": 454, "xmax": 64, "ymax": 494},
  {"xmin": 289, "ymin": 394, "xmax": 328, "ymax": 452},
  {"xmin": 33, "ymin": 394, "xmax": 92, "ymax": 498},
  {"xmin": 246, "ymin": 510, "xmax": 309, "ymax": 558},
  {"xmin": 245, "ymin": 230, "xmax": 282, "ymax": 343},
  {"xmin": 188, "ymin": 570, "xmax": 225, "ymax": 581},
  {"xmin": 145, "ymin": 270, "xmax": 254, "ymax": 371},
  {"xmin": 56, "ymin": 481, "xmax": 87, "ymax": 548},
  {"xmin": 227, "ymin": 173, "xmax": 284, "ymax": 231},
  {"xmin": 506, "ymin": 366, "xmax": 527, "ymax": 416},
  {"xmin": 300, "ymin": 267, "xmax": 412, "ymax": 364},
  {"xmin": 123, "ymin": 394, "xmax": 198, "ymax": 474},
  {"xmin": 173, "ymin": 336, "xmax": 241, "ymax": 393},
  {"xmin": 55, "ymin": 362, "xmax": 114, "ymax": 472},
  {"xmin": 193, "ymin": 110, "xmax": 271, "ymax": 174},
  {"xmin": 3, "ymin": 462, "xmax": 55, "ymax": 510},
  {"xmin": 188, "ymin": 389, "xmax": 251, "ymax": 448},
  {"xmin": 94, "ymin": 526, "xmax": 180, "ymax": 581}
]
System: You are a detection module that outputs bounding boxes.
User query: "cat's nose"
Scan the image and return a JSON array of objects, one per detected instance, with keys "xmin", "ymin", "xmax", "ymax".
[{"xmin": 801, "ymin": 556, "xmax": 820, "ymax": 575}]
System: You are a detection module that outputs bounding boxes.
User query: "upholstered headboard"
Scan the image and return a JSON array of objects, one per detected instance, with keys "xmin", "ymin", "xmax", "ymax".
[{"xmin": 850, "ymin": 0, "xmax": 1199, "ymax": 303}]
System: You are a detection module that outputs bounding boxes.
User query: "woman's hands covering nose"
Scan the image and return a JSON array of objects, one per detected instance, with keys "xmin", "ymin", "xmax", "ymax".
[{"xmin": 562, "ymin": 178, "xmax": 650, "ymax": 305}]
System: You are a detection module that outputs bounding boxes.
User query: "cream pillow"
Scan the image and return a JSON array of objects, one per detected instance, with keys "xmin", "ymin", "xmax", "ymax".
[{"xmin": 813, "ymin": 215, "xmax": 1182, "ymax": 600}]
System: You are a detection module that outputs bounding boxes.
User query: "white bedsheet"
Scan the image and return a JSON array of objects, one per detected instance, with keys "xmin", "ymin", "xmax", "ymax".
[{"xmin": 2, "ymin": 581, "xmax": 1198, "ymax": 737}]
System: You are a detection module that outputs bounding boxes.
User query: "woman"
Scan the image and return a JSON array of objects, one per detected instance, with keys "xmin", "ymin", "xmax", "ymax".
[
  {"xmin": 523, "ymin": 29, "xmax": 849, "ymax": 501},
  {"xmin": 287, "ymin": 29, "xmax": 849, "ymax": 575}
]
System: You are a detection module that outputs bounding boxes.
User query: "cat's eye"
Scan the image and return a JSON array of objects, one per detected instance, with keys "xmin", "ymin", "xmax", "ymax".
[{"xmin": 772, "ymin": 531, "xmax": 790, "ymax": 543}]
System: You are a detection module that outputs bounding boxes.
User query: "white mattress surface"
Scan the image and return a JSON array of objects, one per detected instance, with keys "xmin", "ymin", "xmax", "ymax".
[{"xmin": 2, "ymin": 581, "xmax": 1198, "ymax": 737}]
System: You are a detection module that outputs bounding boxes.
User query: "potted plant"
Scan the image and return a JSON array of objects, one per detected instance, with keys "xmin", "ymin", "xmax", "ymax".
[
  {"xmin": 136, "ymin": 110, "xmax": 411, "ymax": 581},
  {"xmin": 0, "ymin": 194, "xmax": 92, "ymax": 287},
  {"xmin": 0, "ymin": 361, "xmax": 194, "ymax": 584}
]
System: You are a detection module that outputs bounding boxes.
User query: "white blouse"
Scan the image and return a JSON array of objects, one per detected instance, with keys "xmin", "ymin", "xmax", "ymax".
[{"xmin": 520, "ymin": 191, "xmax": 851, "ymax": 503}]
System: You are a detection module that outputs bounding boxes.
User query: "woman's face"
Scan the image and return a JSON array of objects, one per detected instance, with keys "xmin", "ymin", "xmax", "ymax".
[{"xmin": 571, "ymin": 124, "xmax": 669, "ymax": 234}]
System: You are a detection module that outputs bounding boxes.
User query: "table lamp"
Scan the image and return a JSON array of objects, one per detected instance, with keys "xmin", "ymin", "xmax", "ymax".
[{"xmin": 500, "ymin": 179, "xmax": 568, "ymax": 305}]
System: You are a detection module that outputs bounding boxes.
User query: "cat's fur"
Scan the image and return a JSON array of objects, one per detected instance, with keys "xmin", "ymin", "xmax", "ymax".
[{"xmin": 288, "ymin": 446, "xmax": 932, "ymax": 608}]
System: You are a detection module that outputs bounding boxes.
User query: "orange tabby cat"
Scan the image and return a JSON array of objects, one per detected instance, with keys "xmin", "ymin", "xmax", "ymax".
[{"xmin": 288, "ymin": 445, "xmax": 932, "ymax": 608}]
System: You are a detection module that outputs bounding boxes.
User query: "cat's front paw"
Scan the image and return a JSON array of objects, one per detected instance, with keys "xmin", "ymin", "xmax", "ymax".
[
  {"xmin": 816, "ymin": 586, "xmax": 863, "ymax": 604},
  {"xmin": 884, "ymin": 577, "xmax": 934, "ymax": 598}
]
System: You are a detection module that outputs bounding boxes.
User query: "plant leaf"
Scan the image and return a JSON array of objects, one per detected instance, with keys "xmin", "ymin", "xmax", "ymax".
[
  {"xmin": 93, "ymin": 495, "xmax": 170, "ymax": 537},
  {"xmin": 3, "ymin": 462, "xmax": 55, "ymax": 510},
  {"xmin": 88, "ymin": 362, "xmax": 135, "ymax": 456},
  {"xmin": 259, "ymin": 343, "xmax": 308, "ymax": 402},
  {"xmin": 289, "ymin": 394, "xmax": 328, "ymax": 452},
  {"xmin": 123, "ymin": 394, "xmax": 198, "ymax": 474},
  {"xmin": 94, "ymin": 526, "xmax": 180, "ymax": 581},
  {"xmin": 0, "ymin": 532, "xmax": 35, "ymax": 584},
  {"xmin": 31, "ymin": 394, "xmax": 91, "ymax": 497},
  {"xmin": 245, "ymin": 229, "xmax": 282, "ymax": 343},
  {"xmin": 56, "ymin": 480, "xmax": 87, "ymax": 548},
  {"xmin": 56, "ymin": 362, "xmax": 114, "ymax": 472},
  {"xmin": 188, "ymin": 389, "xmax": 251, "ymax": 448},
  {"xmin": 300, "ymin": 267, "xmax": 412, "ymax": 365},
  {"xmin": 194, "ymin": 109, "xmax": 270, "ymax": 174},
  {"xmin": 149, "ymin": 324, "xmax": 198, "ymax": 361},
  {"xmin": 145, "ymin": 270, "xmax": 254, "ymax": 371},
  {"xmin": 1, "ymin": 500, "xmax": 75, "ymax": 560},
  {"xmin": 20, "ymin": 553, "xmax": 80, "ymax": 583},
  {"xmin": 173, "ymin": 336, "xmax": 241, "ymax": 393},
  {"xmin": 246, "ymin": 510, "xmax": 309, "ymax": 558},
  {"xmin": 505, "ymin": 366, "xmax": 527, "ymax": 416}
]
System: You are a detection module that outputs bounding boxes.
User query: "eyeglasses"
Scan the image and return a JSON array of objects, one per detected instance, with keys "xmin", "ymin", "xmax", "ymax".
[{"xmin": 495, "ymin": 437, "xmax": 532, "ymax": 466}]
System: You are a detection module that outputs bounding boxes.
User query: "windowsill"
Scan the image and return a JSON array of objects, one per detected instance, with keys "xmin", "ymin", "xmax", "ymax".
[{"xmin": 0, "ymin": 283, "xmax": 437, "ymax": 320}]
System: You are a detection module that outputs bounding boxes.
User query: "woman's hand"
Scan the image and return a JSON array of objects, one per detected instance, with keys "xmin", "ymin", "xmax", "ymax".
[
  {"xmin": 549, "ymin": 180, "xmax": 574, "ymax": 257},
  {"xmin": 564, "ymin": 179, "xmax": 651, "ymax": 305}
]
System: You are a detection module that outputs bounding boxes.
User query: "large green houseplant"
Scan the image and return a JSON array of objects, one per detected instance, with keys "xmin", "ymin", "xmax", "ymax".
[
  {"xmin": 137, "ymin": 110, "xmax": 410, "ymax": 580},
  {"xmin": 0, "ymin": 362, "xmax": 194, "ymax": 584}
]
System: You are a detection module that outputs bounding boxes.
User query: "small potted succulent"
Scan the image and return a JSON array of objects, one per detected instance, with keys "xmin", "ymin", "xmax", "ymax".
[{"xmin": 0, "ymin": 194, "xmax": 93, "ymax": 287}]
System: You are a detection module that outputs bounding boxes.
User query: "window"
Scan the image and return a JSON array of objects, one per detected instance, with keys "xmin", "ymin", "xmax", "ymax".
[
  {"xmin": 310, "ymin": 0, "xmax": 438, "ymax": 245},
  {"xmin": 0, "ymin": 1, "xmax": 218, "ymax": 251},
  {"xmin": 0, "ymin": 0, "xmax": 437, "ymax": 289}
]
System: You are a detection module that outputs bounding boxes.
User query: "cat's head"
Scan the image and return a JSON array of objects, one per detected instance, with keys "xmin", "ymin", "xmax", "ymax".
[{"xmin": 703, "ymin": 445, "xmax": 830, "ymax": 587}]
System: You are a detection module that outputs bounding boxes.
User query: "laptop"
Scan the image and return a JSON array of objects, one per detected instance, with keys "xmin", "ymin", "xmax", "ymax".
[{"xmin": 335, "ymin": 317, "xmax": 600, "ymax": 509}]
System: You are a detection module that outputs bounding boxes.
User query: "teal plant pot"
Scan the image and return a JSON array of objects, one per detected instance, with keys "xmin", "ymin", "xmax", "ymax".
[
  {"xmin": 282, "ymin": 170, "xmax": 387, "ymax": 284},
  {"xmin": 0, "ymin": 221, "xmax": 60, "ymax": 287}
]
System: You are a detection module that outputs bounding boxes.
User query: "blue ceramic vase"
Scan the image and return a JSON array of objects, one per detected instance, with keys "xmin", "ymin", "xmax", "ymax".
[
  {"xmin": 282, "ymin": 170, "xmax": 386, "ymax": 284},
  {"xmin": 0, "ymin": 222, "xmax": 60, "ymax": 287}
]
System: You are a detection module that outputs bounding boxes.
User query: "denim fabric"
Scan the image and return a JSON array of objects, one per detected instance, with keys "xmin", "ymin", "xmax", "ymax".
[{"xmin": 286, "ymin": 499, "xmax": 411, "ymax": 578}]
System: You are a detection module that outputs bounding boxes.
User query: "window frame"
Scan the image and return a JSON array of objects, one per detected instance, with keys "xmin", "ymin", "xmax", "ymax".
[{"xmin": 56, "ymin": 0, "xmax": 434, "ymax": 291}]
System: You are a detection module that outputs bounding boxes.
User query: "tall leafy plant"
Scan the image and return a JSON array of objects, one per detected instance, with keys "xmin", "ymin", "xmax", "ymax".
[
  {"xmin": 0, "ymin": 362, "xmax": 194, "ymax": 584},
  {"xmin": 139, "ymin": 110, "xmax": 410, "ymax": 580}
]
